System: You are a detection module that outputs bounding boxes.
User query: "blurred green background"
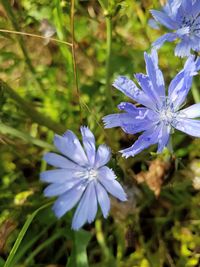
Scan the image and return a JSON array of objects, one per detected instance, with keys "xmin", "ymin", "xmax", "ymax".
[{"xmin": 0, "ymin": 0, "xmax": 200, "ymax": 266}]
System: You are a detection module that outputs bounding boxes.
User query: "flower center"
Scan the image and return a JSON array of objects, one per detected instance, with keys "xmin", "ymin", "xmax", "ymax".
[
  {"xmin": 85, "ymin": 168, "xmax": 98, "ymax": 181},
  {"xmin": 182, "ymin": 15, "xmax": 200, "ymax": 35},
  {"xmin": 158, "ymin": 101, "xmax": 176, "ymax": 125},
  {"xmin": 159, "ymin": 108, "xmax": 173, "ymax": 121}
]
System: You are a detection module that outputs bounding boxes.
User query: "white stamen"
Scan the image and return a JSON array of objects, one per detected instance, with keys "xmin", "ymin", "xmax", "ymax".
[{"xmin": 159, "ymin": 106, "xmax": 175, "ymax": 125}]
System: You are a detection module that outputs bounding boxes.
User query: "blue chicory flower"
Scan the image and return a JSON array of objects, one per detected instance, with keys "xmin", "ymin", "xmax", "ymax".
[
  {"xmin": 103, "ymin": 50, "xmax": 200, "ymax": 158},
  {"xmin": 150, "ymin": 0, "xmax": 200, "ymax": 57},
  {"xmin": 40, "ymin": 126, "xmax": 127, "ymax": 230}
]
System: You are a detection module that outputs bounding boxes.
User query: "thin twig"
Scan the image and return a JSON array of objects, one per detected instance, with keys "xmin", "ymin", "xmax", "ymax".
[
  {"xmin": 99, "ymin": 0, "xmax": 114, "ymax": 109},
  {"xmin": 80, "ymin": 100, "xmax": 114, "ymax": 146},
  {"xmin": 105, "ymin": 15, "xmax": 114, "ymax": 109},
  {"xmin": 70, "ymin": 0, "xmax": 82, "ymax": 121},
  {"xmin": 1, "ymin": 0, "xmax": 46, "ymax": 91},
  {"xmin": 0, "ymin": 29, "xmax": 72, "ymax": 47},
  {"xmin": 166, "ymin": 251, "xmax": 176, "ymax": 267}
]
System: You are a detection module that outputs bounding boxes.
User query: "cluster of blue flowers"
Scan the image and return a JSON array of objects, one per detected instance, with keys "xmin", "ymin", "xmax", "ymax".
[
  {"xmin": 40, "ymin": 0, "xmax": 200, "ymax": 230},
  {"xmin": 150, "ymin": 0, "xmax": 200, "ymax": 57}
]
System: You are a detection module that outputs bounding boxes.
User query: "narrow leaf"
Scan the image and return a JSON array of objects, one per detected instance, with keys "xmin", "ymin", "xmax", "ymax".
[
  {"xmin": 0, "ymin": 122, "xmax": 54, "ymax": 150},
  {"xmin": 4, "ymin": 202, "xmax": 52, "ymax": 267}
]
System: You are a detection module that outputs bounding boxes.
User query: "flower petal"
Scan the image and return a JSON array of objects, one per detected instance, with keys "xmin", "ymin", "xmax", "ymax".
[
  {"xmin": 192, "ymin": 0, "xmax": 200, "ymax": 17},
  {"xmin": 175, "ymin": 39, "xmax": 191, "ymax": 57},
  {"xmin": 103, "ymin": 113, "xmax": 135, "ymax": 129},
  {"xmin": 80, "ymin": 126, "xmax": 96, "ymax": 166},
  {"xmin": 117, "ymin": 102, "xmax": 146, "ymax": 114},
  {"xmin": 95, "ymin": 182, "xmax": 110, "ymax": 218},
  {"xmin": 52, "ymin": 181, "xmax": 87, "ymax": 218},
  {"xmin": 54, "ymin": 131, "xmax": 88, "ymax": 167},
  {"xmin": 71, "ymin": 182, "xmax": 94, "ymax": 230},
  {"xmin": 150, "ymin": 10, "xmax": 177, "ymax": 29},
  {"xmin": 173, "ymin": 118, "xmax": 200, "ymax": 137},
  {"xmin": 152, "ymin": 33, "xmax": 177, "ymax": 49},
  {"xmin": 87, "ymin": 182, "xmax": 98, "ymax": 223},
  {"xmin": 180, "ymin": 103, "xmax": 200, "ymax": 118},
  {"xmin": 44, "ymin": 179, "xmax": 80, "ymax": 197},
  {"xmin": 164, "ymin": 0, "xmax": 182, "ymax": 17},
  {"xmin": 94, "ymin": 145, "xmax": 111, "ymax": 169},
  {"xmin": 120, "ymin": 125, "xmax": 161, "ymax": 158},
  {"xmin": 157, "ymin": 124, "xmax": 171, "ymax": 153},
  {"xmin": 98, "ymin": 175, "xmax": 127, "ymax": 202},
  {"xmin": 40, "ymin": 169, "xmax": 84, "ymax": 183},
  {"xmin": 143, "ymin": 50, "xmax": 165, "ymax": 100},
  {"xmin": 103, "ymin": 110, "xmax": 157, "ymax": 135},
  {"xmin": 98, "ymin": 166, "xmax": 116, "ymax": 180},
  {"xmin": 148, "ymin": 18, "xmax": 160, "ymax": 29},
  {"xmin": 43, "ymin": 152, "xmax": 80, "ymax": 169},
  {"xmin": 119, "ymin": 120, "xmax": 156, "ymax": 135},
  {"xmin": 113, "ymin": 76, "xmax": 154, "ymax": 109},
  {"xmin": 182, "ymin": 0, "xmax": 198, "ymax": 16},
  {"xmin": 169, "ymin": 55, "xmax": 197, "ymax": 110}
]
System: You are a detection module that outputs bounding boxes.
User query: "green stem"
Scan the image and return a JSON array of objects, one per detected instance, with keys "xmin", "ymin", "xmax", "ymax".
[
  {"xmin": 70, "ymin": 0, "xmax": 83, "ymax": 121},
  {"xmin": 0, "ymin": 80, "xmax": 66, "ymax": 134},
  {"xmin": 192, "ymin": 52, "xmax": 200, "ymax": 103},
  {"xmin": 95, "ymin": 219, "xmax": 110, "ymax": 261},
  {"xmin": 53, "ymin": 0, "xmax": 73, "ymax": 70},
  {"xmin": 105, "ymin": 15, "xmax": 114, "ymax": 109},
  {"xmin": 191, "ymin": 83, "xmax": 200, "ymax": 103},
  {"xmin": 1, "ymin": 0, "xmax": 45, "ymax": 91}
]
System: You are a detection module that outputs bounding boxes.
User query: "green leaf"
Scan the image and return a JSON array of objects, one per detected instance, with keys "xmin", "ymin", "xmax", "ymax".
[
  {"xmin": 0, "ymin": 257, "xmax": 5, "ymax": 267},
  {"xmin": 0, "ymin": 79, "xmax": 66, "ymax": 134},
  {"xmin": 9, "ymin": 223, "xmax": 53, "ymax": 266},
  {"xmin": 0, "ymin": 122, "xmax": 54, "ymax": 150},
  {"xmin": 67, "ymin": 230, "xmax": 92, "ymax": 267},
  {"xmin": 4, "ymin": 202, "xmax": 52, "ymax": 267}
]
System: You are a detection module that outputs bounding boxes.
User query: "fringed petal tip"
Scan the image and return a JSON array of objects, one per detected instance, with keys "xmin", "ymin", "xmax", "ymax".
[
  {"xmin": 148, "ymin": 18, "xmax": 160, "ymax": 30},
  {"xmin": 102, "ymin": 114, "xmax": 118, "ymax": 128},
  {"xmin": 112, "ymin": 75, "xmax": 126, "ymax": 86},
  {"xmin": 175, "ymin": 46, "xmax": 191, "ymax": 58},
  {"xmin": 119, "ymin": 149, "xmax": 134, "ymax": 159}
]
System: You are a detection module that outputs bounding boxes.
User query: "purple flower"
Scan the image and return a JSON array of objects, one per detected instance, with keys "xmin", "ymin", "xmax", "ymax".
[
  {"xmin": 103, "ymin": 50, "xmax": 200, "ymax": 158},
  {"xmin": 150, "ymin": 0, "xmax": 200, "ymax": 57},
  {"xmin": 40, "ymin": 127, "xmax": 127, "ymax": 230}
]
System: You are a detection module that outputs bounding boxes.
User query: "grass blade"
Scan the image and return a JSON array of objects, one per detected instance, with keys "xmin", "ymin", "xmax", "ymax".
[
  {"xmin": 4, "ymin": 202, "xmax": 52, "ymax": 267},
  {"xmin": 0, "ymin": 122, "xmax": 54, "ymax": 150}
]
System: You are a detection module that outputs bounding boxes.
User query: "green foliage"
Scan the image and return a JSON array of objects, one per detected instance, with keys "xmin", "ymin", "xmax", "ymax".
[
  {"xmin": 0, "ymin": 0, "xmax": 200, "ymax": 266},
  {"xmin": 4, "ymin": 202, "xmax": 52, "ymax": 267},
  {"xmin": 67, "ymin": 230, "xmax": 92, "ymax": 267}
]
